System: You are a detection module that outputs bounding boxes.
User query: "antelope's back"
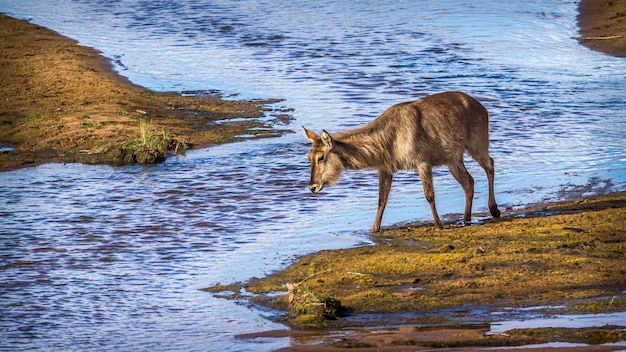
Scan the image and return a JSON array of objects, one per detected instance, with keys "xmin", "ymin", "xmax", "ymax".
[
  {"xmin": 400, "ymin": 92, "xmax": 489, "ymax": 165},
  {"xmin": 412, "ymin": 91, "xmax": 488, "ymax": 135}
]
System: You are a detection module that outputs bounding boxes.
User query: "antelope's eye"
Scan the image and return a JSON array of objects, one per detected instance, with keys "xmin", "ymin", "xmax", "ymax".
[{"xmin": 317, "ymin": 154, "xmax": 325, "ymax": 163}]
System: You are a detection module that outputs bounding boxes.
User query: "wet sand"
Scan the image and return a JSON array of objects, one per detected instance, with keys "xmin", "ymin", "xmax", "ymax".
[
  {"xmin": 578, "ymin": 0, "xmax": 626, "ymax": 57},
  {"xmin": 0, "ymin": 14, "xmax": 290, "ymax": 170}
]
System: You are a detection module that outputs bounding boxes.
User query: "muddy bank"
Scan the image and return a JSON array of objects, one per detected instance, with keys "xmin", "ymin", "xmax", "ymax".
[
  {"xmin": 0, "ymin": 14, "xmax": 292, "ymax": 170},
  {"xmin": 206, "ymin": 192, "xmax": 626, "ymax": 350},
  {"xmin": 244, "ymin": 326, "xmax": 626, "ymax": 352},
  {"xmin": 578, "ymin": 0, "xmax": 626, "ymax": 57}
]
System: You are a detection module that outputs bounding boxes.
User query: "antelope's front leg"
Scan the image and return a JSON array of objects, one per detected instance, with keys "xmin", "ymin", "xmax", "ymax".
[{"xmin": 372, "ymin": 170, "xmax": 393, "ymax": 233}]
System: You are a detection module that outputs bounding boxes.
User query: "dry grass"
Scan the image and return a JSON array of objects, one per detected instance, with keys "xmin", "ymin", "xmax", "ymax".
[{"xmin": 0, "ymin": 14, "xmax": 290, "ymax": 169}]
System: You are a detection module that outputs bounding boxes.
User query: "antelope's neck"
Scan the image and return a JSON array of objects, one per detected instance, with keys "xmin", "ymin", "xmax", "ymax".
[{"xmin": 335, "ymin": 129, "xmax": 389, "ymax": 171}]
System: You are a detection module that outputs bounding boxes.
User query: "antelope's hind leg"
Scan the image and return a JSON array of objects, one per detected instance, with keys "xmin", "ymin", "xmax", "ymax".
[
  {"xmin": 467, "ymin": 135, "xmax": 501, "ymax": 219},
  {"xmin": 485, "ymin": 156, "xmax": 500, "ymax": 218},
  {"xmin": 448, "ymin": 160, "xmax": 475, "ymax": 224},
  {"xmin": 475, "ymin": 155, "xmax": 500, "ymax": 218}
]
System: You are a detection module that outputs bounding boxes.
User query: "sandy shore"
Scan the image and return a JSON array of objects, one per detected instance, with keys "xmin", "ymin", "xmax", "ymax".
[
  {"xmin": 578, "ymin": 0, "xmax": 626, "ymax": 57},
  {"xmin": 0, "ymin": 14, "xmax": 291, "ymax": 170}
]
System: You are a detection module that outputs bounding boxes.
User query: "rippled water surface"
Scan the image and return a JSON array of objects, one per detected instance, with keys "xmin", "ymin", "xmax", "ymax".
[{"xmin": 1, "ymin": 1, "xmax": 625, "ymax": 351}]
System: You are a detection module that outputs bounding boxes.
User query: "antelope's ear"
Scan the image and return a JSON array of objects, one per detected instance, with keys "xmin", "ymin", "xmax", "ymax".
[
  {"xmin": 321, "ymin": 130, "xmax": 333, "ymax": 148},
  {"xmin": 302, "ymin": 126, "xmax": 319, "ymax": 143}
]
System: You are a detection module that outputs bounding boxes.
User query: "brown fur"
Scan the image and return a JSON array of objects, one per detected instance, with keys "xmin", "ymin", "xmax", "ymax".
[{"xmin": 303, "ymin": 91, "xmax": 500, "ymax": 232}]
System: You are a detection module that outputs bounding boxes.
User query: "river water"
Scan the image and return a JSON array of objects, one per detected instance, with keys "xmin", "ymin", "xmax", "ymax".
[{"xmin": 1, "ymin": 1, "xmax": 625, "ymax": 351}]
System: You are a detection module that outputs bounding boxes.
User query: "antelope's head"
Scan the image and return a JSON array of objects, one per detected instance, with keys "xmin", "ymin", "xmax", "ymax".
[{"xmin": 302, "ymin": 126, "xmax": 343, "ymax": 193}]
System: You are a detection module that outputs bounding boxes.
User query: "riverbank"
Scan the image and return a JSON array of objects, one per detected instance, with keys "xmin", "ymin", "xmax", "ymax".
[
  {"xmin": 207, "ymin": 192, "xmax": 626, "ymax": 350},
  {"xmin": 578, "ymin": 0, "xmax": 626, "ymax": 57},
  {"xmin": 0, "ymin": 14, "xmax": 291, "ymax": 170}
]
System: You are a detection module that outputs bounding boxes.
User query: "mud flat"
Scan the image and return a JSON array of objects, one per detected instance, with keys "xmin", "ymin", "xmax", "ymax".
[
  {"xmin": 206, "ymin": 192, "xmax": 626, "ymax": 350},
  {"xmin": 0, "ymin": 14, "xmax": 291, "ymax": 170},
  {"xmin": 578, "ymin": 0, "xmax": 626, "ymax": 57}
]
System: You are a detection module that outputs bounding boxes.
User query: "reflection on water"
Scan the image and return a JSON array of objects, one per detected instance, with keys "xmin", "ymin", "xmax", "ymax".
[{"xmin": 1, "ymin": 0, "xmax": 625, "ymax": 350}]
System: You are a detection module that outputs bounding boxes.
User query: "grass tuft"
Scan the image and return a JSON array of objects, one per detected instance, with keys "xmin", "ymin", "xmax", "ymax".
[{"xmin": 121, "ymin": 119, "xmax": 170, "ymax": 164}]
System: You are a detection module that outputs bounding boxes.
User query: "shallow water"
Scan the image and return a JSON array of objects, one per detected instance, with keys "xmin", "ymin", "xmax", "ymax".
[
  {"xmin": 491, "ymin": 310, "xmax": 626, "ymax": 333},
  {"xmin": 1, "ymin": 1, "xmax": 625, "ymax": 351}
]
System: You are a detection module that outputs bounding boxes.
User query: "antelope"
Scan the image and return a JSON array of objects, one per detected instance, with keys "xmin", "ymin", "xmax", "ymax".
[{"xmin": 303, "ymin": 91, "xmax": 500, "ymax": 232}]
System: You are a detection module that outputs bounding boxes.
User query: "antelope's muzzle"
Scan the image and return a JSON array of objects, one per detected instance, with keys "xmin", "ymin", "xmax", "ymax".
[{"xmin": 309, "ymin": 183, "xmax": 324, "ymax": 194}]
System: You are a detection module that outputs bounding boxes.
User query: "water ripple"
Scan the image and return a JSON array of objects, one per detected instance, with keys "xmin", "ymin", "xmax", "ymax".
[{"xmin": 1, "ymin": 0, "xmax": 625, "ymax": 351}]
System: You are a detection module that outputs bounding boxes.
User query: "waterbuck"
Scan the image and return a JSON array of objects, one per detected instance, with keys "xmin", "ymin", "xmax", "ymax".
[{"xmin": 303, "ymin": 91, "xmax": 500, "ymax": 232}]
